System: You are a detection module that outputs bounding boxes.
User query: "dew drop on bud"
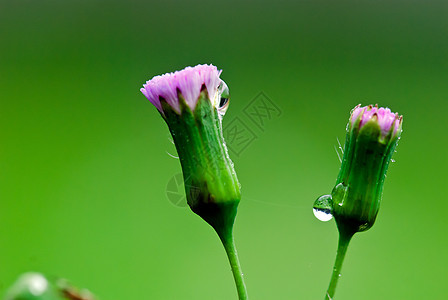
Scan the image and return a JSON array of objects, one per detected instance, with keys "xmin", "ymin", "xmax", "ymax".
[{"xmin": 313, "ymin": 194, "xmax": 333, "ymax": 222}]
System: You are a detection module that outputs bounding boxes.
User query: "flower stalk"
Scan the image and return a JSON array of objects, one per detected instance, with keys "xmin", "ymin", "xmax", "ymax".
[
  {"xmin": 325, "ymin": 225, "xmax": 354, "ymax": 300},
  {"xmin": 220, "ymin": 232, "xmax": 249, "ymax": 300}
]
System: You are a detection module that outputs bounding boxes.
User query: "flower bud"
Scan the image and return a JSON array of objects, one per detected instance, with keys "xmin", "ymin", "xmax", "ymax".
[
  {"xmin": 318, "ymin": 105, "xmax": 403, "ymax": 234},
  {"xmin": 140, "ymin": 64, "xmax": 240, "ymax": 237}
]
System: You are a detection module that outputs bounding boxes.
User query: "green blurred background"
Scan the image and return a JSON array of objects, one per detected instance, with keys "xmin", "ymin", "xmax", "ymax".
[{"xmin": 1, "ymin": 0, "xmax": 447, "ymax": 299}]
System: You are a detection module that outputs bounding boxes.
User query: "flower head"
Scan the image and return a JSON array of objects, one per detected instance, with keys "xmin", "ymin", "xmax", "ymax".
[
  {"xmin": 351, "ymin": 104, "xmax": 402, "ymax": 139},
  {"xmin": 140, "ymin": 64, "xmax": 223, "ymax": 114},
  {"xmin": 314, "ymin": 104, "xmax": 403, "ymax": 234},
  {"xmin": 140, "ymin": 64, "xmax": 239, "ymax": 238}
]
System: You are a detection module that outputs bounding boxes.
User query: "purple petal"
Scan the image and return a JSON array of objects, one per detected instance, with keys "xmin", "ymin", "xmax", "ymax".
[
  {"xmin": 351, "ymin": 105, "xmax": 402, "ymax": 137},
  {"xmin": 140, "ymin": 64, "xmax": 222, "ymax": 114}
]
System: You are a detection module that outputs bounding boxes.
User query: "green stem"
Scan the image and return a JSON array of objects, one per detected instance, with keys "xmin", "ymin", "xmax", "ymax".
[
  {"xmin": 219, "ymin": 232, "xmax": 249, "ymax": 300},
  {"xmin": 325, "ymin": 229, "xmax": 354, "ymax": 300}
]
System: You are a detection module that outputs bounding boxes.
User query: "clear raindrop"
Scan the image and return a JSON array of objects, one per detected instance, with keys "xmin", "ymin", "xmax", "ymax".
[
  {"xmin": 313, "ymin": 194, "xmax": 333, "ymax": 222},
  {"xmin": 217, "ymin": 80, "xmax": 230, "ymax": 116}
]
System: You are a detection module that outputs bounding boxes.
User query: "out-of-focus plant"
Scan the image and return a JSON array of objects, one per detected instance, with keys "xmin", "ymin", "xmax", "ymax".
[{"xmin": 4, "ymin": 272, "xmax": 95, "ymax": 300}]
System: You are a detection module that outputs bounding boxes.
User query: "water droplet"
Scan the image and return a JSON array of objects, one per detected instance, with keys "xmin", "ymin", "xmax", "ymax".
[
  {"xmin": 358, "ymin": 222, "xmax": 370, "ymax": 232},
  {"xmin": 313, "ymin": 208, "xmax": 333, "ymax": 221},
  {"xmin": 313, "ymin": 195, "xmax": 333, "ymax": 222},
  {"xmin": 217, "ymin": 80, "xmax": 230, "ymax": 117}
]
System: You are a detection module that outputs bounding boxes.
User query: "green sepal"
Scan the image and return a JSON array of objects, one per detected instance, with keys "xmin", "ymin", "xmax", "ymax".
[
  {"xmin": 332, "ymin": 116, "xmax": 401, "ymax": 233},
  {"xmin": 161, "ymin": 86, "xmax": 240, "ymax": 238}
]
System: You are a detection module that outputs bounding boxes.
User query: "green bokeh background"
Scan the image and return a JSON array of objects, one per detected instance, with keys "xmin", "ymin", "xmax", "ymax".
[{"xmin": 1, "ymin": 0, "xmax": 447, "ymax": 299}]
